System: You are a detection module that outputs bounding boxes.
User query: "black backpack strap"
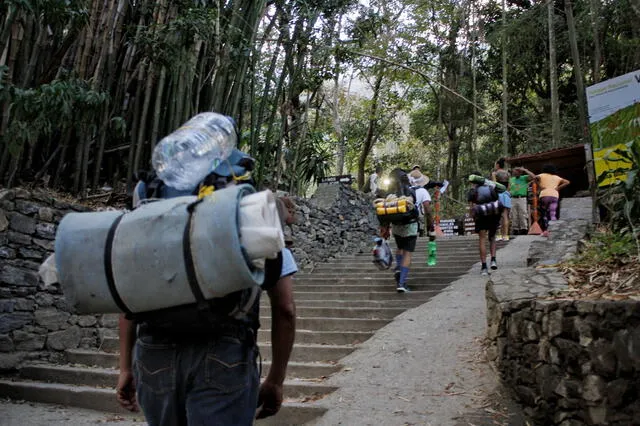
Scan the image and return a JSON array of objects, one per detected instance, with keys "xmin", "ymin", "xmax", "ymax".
[
  {"xmin": 183, "ymin": 199, "xmax": 208, "ymax": 309},
  {"xmin": 262, "ymin": 251, "xmax": 284, "ymax": 290},
  {"xmin": 104, "ymin": 213, "xmax": 132, "ymax": 315}
]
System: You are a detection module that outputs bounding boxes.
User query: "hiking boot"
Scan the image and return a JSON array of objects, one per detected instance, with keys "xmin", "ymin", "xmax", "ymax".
[
  {"xmin": 490, "ymin": 259, "xmax": 498, "ymax": 270},
  {"xmin": 481, "ymin": 267, "xmax": 489, "ymax": 276},
  {"xmin": 396, "ymin": 283, "xmax": 409, "ymax": 293}
]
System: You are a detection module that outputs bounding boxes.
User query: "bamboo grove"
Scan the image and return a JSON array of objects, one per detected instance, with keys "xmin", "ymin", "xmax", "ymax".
[{"xmin": 0, "ymin": 0, "xmax": 639, "ymax": 198}]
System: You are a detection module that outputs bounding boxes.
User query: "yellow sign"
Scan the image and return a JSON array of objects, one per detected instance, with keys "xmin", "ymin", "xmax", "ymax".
[{"xmin": 594, "ymin": 143, "xmax": 634, "ymax": 187}]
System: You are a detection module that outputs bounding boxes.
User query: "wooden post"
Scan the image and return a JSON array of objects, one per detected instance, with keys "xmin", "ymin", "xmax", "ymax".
[{"xmin": 528, "ymin": 181, "xmax": 542, "ymax": 235}]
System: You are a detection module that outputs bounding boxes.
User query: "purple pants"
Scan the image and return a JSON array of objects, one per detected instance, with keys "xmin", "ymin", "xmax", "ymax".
[{"xmin": 539, "ymin": 196, "xmax": 559, "ymax": 230}]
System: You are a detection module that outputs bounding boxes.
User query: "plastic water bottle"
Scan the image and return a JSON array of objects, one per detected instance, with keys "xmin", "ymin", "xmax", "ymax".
[
  {"xmin": 152, "ymin": 113, "xmax": 237, "ymax": 190},
  {"xmin": 426, "ymin": 240, "xmax": 437, "ymax": 266}
]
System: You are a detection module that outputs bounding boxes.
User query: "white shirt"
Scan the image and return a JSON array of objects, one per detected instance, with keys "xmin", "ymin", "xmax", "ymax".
[
  {"xmin": 414, "ymin": 187, "xmax": 431, "ymax": 215},
  {"xmin": 369, "ymin": 173, "xmax": 379, "ymax": 193}
]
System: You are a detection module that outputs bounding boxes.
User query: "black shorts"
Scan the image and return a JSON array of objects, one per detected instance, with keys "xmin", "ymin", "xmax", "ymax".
[
  {"xmin": 474, "ymin": 215, "xmax": 500, "ymax": 237},
  {"xmin": 393, "ymin": 235, "xmax": 417, "ymax": 252}
]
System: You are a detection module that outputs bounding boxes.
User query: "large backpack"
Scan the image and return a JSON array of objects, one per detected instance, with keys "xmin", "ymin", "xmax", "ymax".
[
  {"xmin": 375, "ymin": 169, "xmax": 419, "ymax": 225},
  {"xmin": 130, "ymin": 149, "xmax": 282, "ymax": 335},
  {"xmin": 471, "ymin": 184, "xmax": 502, "ymax": 217}
]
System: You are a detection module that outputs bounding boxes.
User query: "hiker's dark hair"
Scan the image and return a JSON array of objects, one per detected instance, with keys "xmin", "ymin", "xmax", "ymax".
[
  {"xmin": 542, "ymin": 163, "xmax": 558, "ymax": 174},
  {"xmin": 496, "ymin": 158, "xmax": 505, "ymax": 169}
]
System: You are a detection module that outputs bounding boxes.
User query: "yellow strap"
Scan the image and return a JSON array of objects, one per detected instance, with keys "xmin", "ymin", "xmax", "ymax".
[{"xmin": 198, "ymin": 185, "xmax": 215, "ymax": 199}]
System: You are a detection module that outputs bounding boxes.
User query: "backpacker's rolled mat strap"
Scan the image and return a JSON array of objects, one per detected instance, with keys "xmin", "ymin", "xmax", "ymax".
[{"xmin": 55, "ymin": 185, "xmax": 265, "ymax": 314}]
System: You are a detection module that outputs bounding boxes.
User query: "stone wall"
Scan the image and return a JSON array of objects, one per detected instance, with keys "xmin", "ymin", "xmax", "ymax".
[
  {"xmin": 0, "ymin": 184, "xmax": 377, "ymax": 370},
  {"xmin": 486, "ymin": 198, "xmax": 640, "ymax": 425},
  {"xmin": 0, "ymin": 189, "xmax": 120, "ymax": 370}
]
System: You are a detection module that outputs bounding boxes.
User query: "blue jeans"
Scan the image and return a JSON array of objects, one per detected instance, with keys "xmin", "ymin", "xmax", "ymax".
[{"xmin": 133, "ymin": 334, "xmax": 259, "ymax": 426}]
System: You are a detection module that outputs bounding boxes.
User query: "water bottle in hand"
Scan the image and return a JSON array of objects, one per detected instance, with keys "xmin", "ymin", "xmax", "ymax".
[{"xmin": 152, "ymin": 113, "xmax": 237, "ymax": 190}]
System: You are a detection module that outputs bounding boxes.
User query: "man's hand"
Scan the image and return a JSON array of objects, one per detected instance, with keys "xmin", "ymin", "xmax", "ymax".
[
  {"xmin": 116, "ymin": 370, "xmax": 138, "ymax": 412},
  {"xmin": 256, "ymin": 380, "xmax": 283, "ymax": 419}
]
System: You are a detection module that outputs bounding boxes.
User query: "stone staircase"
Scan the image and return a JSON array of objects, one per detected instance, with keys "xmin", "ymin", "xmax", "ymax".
[{"xmin": 0, "ymin": 236, "xmax": 504, "ymax": 425}]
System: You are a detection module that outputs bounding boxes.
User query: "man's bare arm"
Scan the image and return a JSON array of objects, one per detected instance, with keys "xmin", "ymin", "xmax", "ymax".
[
  {"xmin": 116, "ymin": 315, "xmax": 138, "ymax": 411},
  {"xmin": 256, "ymin": 275, "xmax": 296, "ymax": 419}
]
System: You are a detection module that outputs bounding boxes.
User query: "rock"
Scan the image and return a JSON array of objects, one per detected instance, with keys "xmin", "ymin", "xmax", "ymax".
[
  {"xmin": 629, "ymin": 326, "xmax": 640, "ymax": 368},
  {"xmin": 606, "ymin": 379, "xmax": 629, "ymax": 407},
  {"xmin": 13, "ymin": 188, "xmax": 30, "ymax": 199},
  {"xmin": 548, "ymin": 309, "xmax": 564, "ymax": 338},
  {"xmin": 7, "ymin": 231, "xmax": 32, "ymax": 245},
  {"xmin": 0, "ymin": 312, "xmax": 33, "ymax": 334},
  {"xmin": 554, "ymin": 377, "xmax": 581, "ymax": 399},
  {"xmin": 0, "ymin": 247, "xmax": 17, "ymax": 259},
  {"xmin": 15, "ymin": 200, "xmax": 40, "ymax": 216},
  {"xmin": 32, "ymin": 238, "xmax": 55, "ymax": 251},
  {"xmin": 35, "ymin": 308, "xmax": 70, "ymax": 331},
  {"xmin": 0, "ymin": 352, "xmax": 25, "ymax": 370},
  {"xmin": 0, "ymin": 210, "xmax": 8, "ymax": 232},
  {"xmin": 0, "ymin": 265, "xmax": 39, "ymax": 287},
  {"xmin": 12, "ymin": 330, "xmax": 46, "ymax": 351},
  {"xmin": 77, "ymin": 315, "xmax": 98, "ymax": 327},
  {"xmin": 589, "ymin": 338, "xmax": 617, "ymax": 376},
  {"xmin": 37, "ymin": 207, "xmax": 55, "ymax": 222},
  {"xmin": 35, "ymin": 222, "xmax": 56, "ymax": 239},
  {"xmin": 14, "ymin": 299, "xmax": 35, "ymax": 311},
  {"xmin": 35, "ymin": 293, "xmax": 55, "ymax": 307},
  {"xmin": 0, "ymin": 300, "xmax": 15, "ymax": 313},
  {"xmin": 0, "ymin": 334, "xmax": 14, "ymax": 352},
  {"xmin": 46, "ymin": 326, "xmax": 81, "ymax": 351},
  {"xmin": 582, "ymin": 375, "xmax": 605, "ymax": 402},
  {"xmin": 18, "ymin": 247, "xmax": 44, "ymax": 260},
  {"xmin": 8, "ymin": 212, "xmax": 37, "ymax": 234}
]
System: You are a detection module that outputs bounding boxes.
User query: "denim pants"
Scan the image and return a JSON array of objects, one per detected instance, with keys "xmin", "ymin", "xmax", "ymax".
[{"xmin": 133, "ymin": 333, "xmax": 259, "ymax": 426}]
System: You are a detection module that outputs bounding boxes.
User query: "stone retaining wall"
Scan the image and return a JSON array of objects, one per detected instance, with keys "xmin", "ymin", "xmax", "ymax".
[
  {"xmin": 0, "ymin": 184, "xmax": 377, "ymax": 370},
  {"xmin": 486, "ymin": 198, "xmax": 640, "ymax": 425}
]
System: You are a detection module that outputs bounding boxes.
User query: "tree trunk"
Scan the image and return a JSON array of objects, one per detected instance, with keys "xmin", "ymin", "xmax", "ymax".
[
  {"xmin": 501, "ymin": 0, "xmax": 509, "ymax": 156},
  {"xmin": 357, "ymin": 72, "xmax": 383, "ymax": 190},
  {"xmin": 564, "ymin": 0, "xmax": 589, "ymax": 140},
  {"xmin": 548, "ymin": 1, "xmax": 561, "ymax": 147},
  {"xmin": 589, "ymin": 0, "xmax": 602, "ymax": 83}
]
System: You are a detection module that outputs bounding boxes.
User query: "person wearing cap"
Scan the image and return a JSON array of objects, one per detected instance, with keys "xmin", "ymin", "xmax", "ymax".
[{"xmin": 409, "ymin": 170, "xmax": 434, "ymax": 237}]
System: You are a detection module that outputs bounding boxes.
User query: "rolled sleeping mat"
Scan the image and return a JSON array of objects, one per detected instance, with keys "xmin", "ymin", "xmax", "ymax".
[
  {"xmin": 55, "ymin": 184, "xmax": 280, "ymax": 314},
  {"xmin": 468, "ymin": 175, "xmax": 506, "ymax": 193}
]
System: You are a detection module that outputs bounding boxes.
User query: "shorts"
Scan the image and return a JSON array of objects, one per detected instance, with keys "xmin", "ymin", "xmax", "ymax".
[
  {"xmin": 474, "ymin": 214, "xmax": 500, "ymax": 237},
  {"xmin": 498, "ymin": 191, "xmax": 512, "ymax": 209},
  {"xmin": 393, "ymin": 235, "xmax": 417, "ymax": 252}
]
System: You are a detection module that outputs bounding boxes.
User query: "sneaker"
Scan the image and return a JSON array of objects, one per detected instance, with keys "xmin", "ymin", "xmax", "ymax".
[
  {"xmin": 396, "ymin": 284, "xmax": 409, "ymax": 293},
  {"xmin": 496, "ymin": 234, "xmax": 503, "ymax": 241},
  {"xmin": 481, "ymin": 267, "xmax": 489, "ymax": 276},
  {"xmin": 394, "ymin": 270, "xmax": 401, "ymax": 284},
  {"xmin": 503, "ymin": 235, "xmax": 510, "ymax": 241},
  {"xmin": 490, "ymin": 260, "xmax": 498, "ymax": 270}
]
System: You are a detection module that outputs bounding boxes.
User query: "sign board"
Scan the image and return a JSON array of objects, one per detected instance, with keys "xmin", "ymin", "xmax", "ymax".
[
  {"xmin": 438, "ymin": 218, "xmax": 459, "ymax": 236},
  {"xmin": 463, "ymin": 214, "xmax": 475, "ymax": 235},
  {"xmin": 586, "ymin": 70, "xmax": 640, "ymax": 186},
  {"xmin": 320, "ymin": 175, "xmax": 354, "ymax": 185}
]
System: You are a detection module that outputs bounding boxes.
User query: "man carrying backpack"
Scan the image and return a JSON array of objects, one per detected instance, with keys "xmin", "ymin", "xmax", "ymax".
[
  {"xmin": 116, "ymin": 148, "xmax": 296, "ymax": 424},
  {"xmin": 467, "ymin": 172, "xmax": 502, "ymax": 276},
  {"xmin": 378, "ymin": 168, "xmax": 430, "ymax": 293}
]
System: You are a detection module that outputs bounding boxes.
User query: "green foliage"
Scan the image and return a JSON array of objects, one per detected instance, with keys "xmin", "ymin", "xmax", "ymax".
[
  {"xmin": 2, "ymin": 78, "xmax": 109, "ymax": 154},
  {"xmin": 574, "ymin": 229, "xmax": 637, "ymax": 265}
]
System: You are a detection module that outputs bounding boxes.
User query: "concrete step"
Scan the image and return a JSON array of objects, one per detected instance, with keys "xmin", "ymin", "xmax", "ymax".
[
  {"xmin": 262, "ymin": 316, "xmax": 392, "ymax": 332},
  {"xmin": 68, "ymin": 341, "xmax": 356, "ymax": 367},
  {"xmin": 296, "ymin": 272, "xmax": 468, "ymax": 279},
  {"xmin": 0, "ymin": 379, "xmax": 328, "ymax": 425},
  {"xmin": 289, "ymin": 291, "xmax": 437, "ymax": 302},
  {"xmin": 260, "ymin": 306, "xmax": 404, "ymax": 319},
  {"xmin": 293, "ymin": 277, "xmax": 456, "ymax": 286},
  {"xmin": 264, "ymin": 299, "xmax": 425, "ymax": 309},
  {"xmin": 18, "ymin": 364, "xmax": 340, "ymax": 391},
  {"xmin": 100, "ymin": 329, "xmax": 374, "ymax": 353},
  {"xmin": 290, "ymin": 284, "xmax": 449, "ymax": 293},
  {"xmin": 312, "ymin": 259, "xmax": 479, "ymax": 269},
  {"xmin": 259, "ymin": 330, "xmax": 373, "ymax": 346}
]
